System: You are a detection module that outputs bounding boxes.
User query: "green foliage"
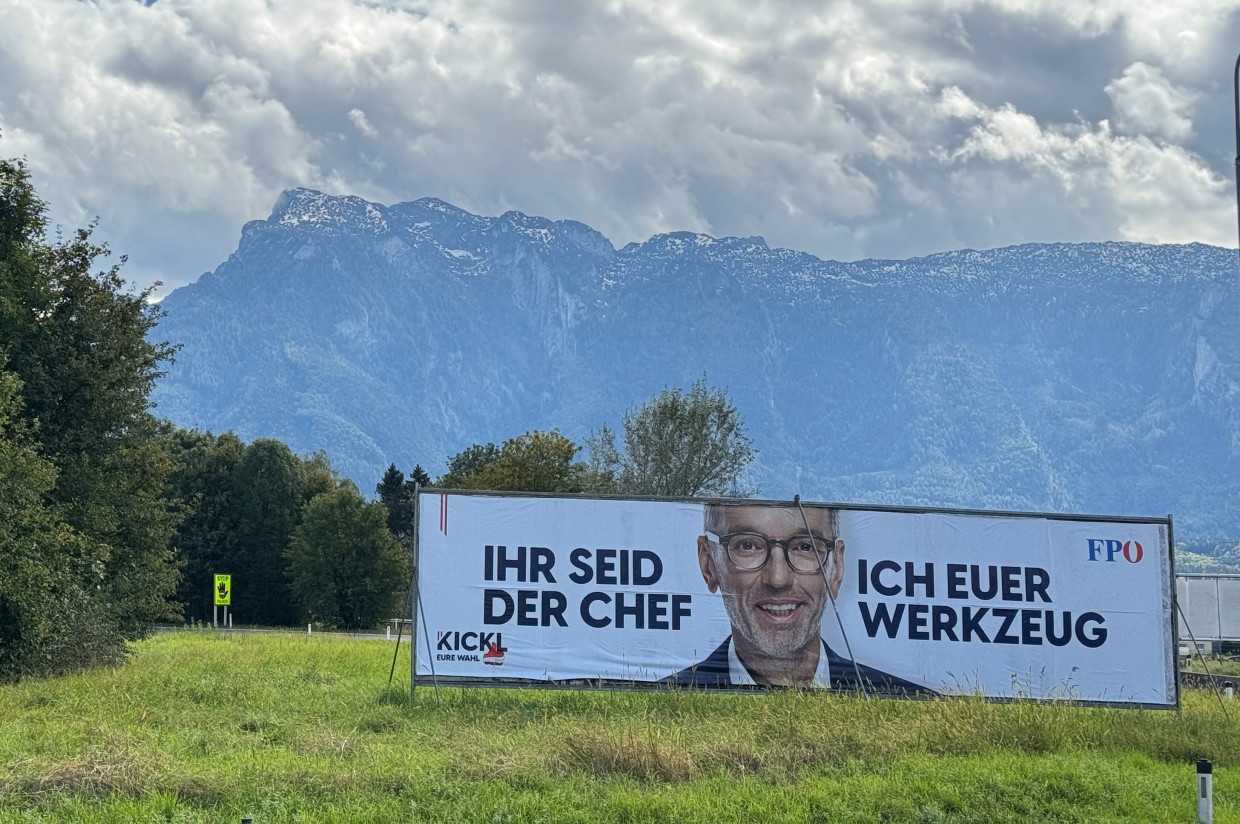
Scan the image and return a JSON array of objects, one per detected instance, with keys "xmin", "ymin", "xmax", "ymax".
[
  {"xmin": 0, "ymin": 155, "xmax": 179, "ymax": 677},
  {"xmin": 441, "ymin": 430, "xmax": 611, "ymax": 493},
  {"xmin": 0, "ymin": 362, "xmax": 85, "ymax": 679},
  {"xmin": 285, "ymin": 487, "xmax": 409, "ymax": 629},
  {"xmin": 300, "ymin": 449, "xmax": 340, "ymax": 501},
  {"xmin": 1176, "ymin": 538, "xmax": 1240, "ymax": 573},
  {"xmin": 159, "ymin": 427, "xmax": 246, "ymax": 623},
  {"xmin": 162, "ymin": 429, "xmax": 356, "ymax": 626},
  {"xmin": 437, "ymin": 442, "xmax": 502, "ymax": 488},
  {"xmin": 376, "ymin": 463, "xmax": 415, "ymax": 541},
  {"xmin": 226, "ymin": 439, "xmax": 307, "ymax": 626},
  {"xmin": 588, "ymin": 377, "xmax": 755, "ymax": 497},
  {"xmin": 409, "ymin": 464, "xmax": 432, "ymax": 487}
]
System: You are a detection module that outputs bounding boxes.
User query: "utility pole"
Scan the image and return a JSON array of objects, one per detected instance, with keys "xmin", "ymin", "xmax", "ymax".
[{"xmin": 1233, "ymin": 53, "xmax": 1240, "ymax": 269}]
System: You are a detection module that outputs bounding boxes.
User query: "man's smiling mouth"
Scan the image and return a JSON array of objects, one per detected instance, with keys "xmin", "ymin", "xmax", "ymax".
[{"xmin": 757, "ymin": 602, "xmax": 802, "ymax": 620}]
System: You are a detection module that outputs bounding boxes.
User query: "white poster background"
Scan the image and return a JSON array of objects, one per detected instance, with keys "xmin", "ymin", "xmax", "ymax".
[
  {"xmin": 416, "ymin": 493, "xmax": 729, "ymax": 682},
  {"xmin": 415, "ymin": 493, "xmax": 1175, "ymax": 706},
  {"xmin": 827, "ymin": 510, "xmax": 1174, "ymax": 704}
]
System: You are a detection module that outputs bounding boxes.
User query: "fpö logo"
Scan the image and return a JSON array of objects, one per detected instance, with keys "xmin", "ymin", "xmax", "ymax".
[
  {"xmin": 435, "ymin": 630, "xmax": 506, "ymax": 665},
  {"xmin": 1086, "ymin": 538, "xmax": 1144, "ymax": 564}
]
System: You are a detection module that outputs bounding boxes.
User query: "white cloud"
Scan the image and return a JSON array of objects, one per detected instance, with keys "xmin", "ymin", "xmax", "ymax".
[
  {"xmin": 951, "ymin": 94, "xmax": 1232, "ymax": 246},
  {"xmin": 1106, "ymin": 63, "xmax": 1197, "ymax": 142},
  {"xmin": 0, "ymin": 0, "xmax": 1237, "ymax": 293}
]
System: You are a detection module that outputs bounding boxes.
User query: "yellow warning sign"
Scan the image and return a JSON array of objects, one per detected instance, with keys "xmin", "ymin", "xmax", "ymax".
[{"xmin": 214, "ymin": 574, "xmax": 231, "ymax": 606}]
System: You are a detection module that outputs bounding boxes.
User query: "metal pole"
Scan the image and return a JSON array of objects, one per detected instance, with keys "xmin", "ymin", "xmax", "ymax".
[
  {"xmin": 388, "ymin": 570, "xmax": 415, "ymax": 685},
  {"xmin": 410, "ymin": 485, "xmax": 440, "ymax": 704},
  {"xmin": 414, "ymin": 567, "xmax": 442, "ymax": 705},
  {"xmin": 410, "ymin": 483, "xmax": 421, "ymax": 695},
  {"xmin": 1169, "ymin": 515, "xmax": 1182, "ymax": 713},
  {"xmin": 1178, "ymin": 599, "xmax": 1231, "ymax": 720},
  {"xmin": 1218, "ymin": 575, "xmax": 1223, "ymax": 642},
  {"xmin": 1234, "ymin": 52, "xmax": 1240, "ymax": 271}
]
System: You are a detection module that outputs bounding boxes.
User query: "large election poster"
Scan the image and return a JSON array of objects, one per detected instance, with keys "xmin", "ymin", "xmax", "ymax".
[{"xmin": 414, "ymin": 492, "xmax": 1176, "ymax": 707}]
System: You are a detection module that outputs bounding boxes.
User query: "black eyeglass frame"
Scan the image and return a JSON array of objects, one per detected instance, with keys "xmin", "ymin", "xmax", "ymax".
[{"xmin": 705, "ymin": 530, "xmax": 836, "ymax": 574}]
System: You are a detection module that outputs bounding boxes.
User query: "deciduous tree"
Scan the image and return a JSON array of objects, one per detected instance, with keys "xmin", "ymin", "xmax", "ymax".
[
  {"xmin": 160, "ymin": 427, "xmax": 245, "ymax": 624},
  {"xmin": 437, "ymin": 442, "xmax": 501, "ymax": 488},
  {"xmin": 285, "ymin": 485, "xmax": 409, "ymax": 629},
  {"xmin": 0, "ymin": 361, "xmax": 87, "ymax": 678},
  {"xmin": 442, "ymin": 430, "xmax": 608, "ymax": 493},
  {"xmin": 229, "ymin": 438, "xmax": 307, "ymax": 626},
  {"xmin": 587, "ymin": 378, "xmax": 754, "ymax": 497},
  {"xmin": 0, "ymin": 154, "xmax": 180, "ymax": 675}
]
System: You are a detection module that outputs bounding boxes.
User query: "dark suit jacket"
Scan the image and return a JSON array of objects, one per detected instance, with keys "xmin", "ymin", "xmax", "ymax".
[{"xmin": 661, "ymin": 636, "xmax": 935, "ymax": 696}]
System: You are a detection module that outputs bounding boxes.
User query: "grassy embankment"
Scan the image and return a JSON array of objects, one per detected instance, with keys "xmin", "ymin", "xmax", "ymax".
[
  {"xmin": 0, "ymin": 631, "xmax": 1235, "ymax": 823},
  {"xmin": 1184, "ymin": 656, "xmax": 1240, "ymax": 678}
]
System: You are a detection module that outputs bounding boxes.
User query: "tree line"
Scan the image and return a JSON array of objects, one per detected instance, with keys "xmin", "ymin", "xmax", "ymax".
[
  {"xmin": 0, "ymin": 153, "xmax": 754, "ymax": 680},
  {"xmin": 375, "ymin": 382, "xmax": 754, "ymax": 539},
  {"xmin": 167, "ymin": 370, "xmax": 753, "ymax": 633}
]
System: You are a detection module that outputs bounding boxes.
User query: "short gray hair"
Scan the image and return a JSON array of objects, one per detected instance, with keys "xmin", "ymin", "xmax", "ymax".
[{"xmin": 703, "ymin": 502, "xmax": 839, "ymax": 537}]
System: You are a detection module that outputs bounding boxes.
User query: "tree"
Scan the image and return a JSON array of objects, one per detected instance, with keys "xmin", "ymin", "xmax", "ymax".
[
  {"xmin": 440, "ymin": 430, "xmax": 608, "ymax": 493},
  {"xmin": 161, "ymin": 430, "xmax": 345, "ymax": 625},
  {"xmin": 229, "ymin": 438, "xmax": 306, "ymax": 626},
  {"xmin": 408, "ymin": 464, "xmax": 432, "ymax": 487},
  {"xmin": 160, "ymin": 427, "xmax": 245, "ymax": 624},
  {"xmin": 0, "ymin": 360, "xmax": 88, "ymax": 678},
  {"xmin": 0, "ymin": 154, "xmax": 180, "ymax": 675},
  {"xmin": 437, "ymin": 442, "xmax": 501, "ymax": 488},
  {"xmin": 285, "ymin": 486, "xmax": 409, "ymax": 629},
  {"xmin": 300, "ymin": 450, "xmax": 340, "ymax": 501},
  {"xmin": 376, "ymin": 463, "xmax": 415, "ymax": 541},
  {"xmin": 587, "ymin": 378, "xmax": 754, "ymax": 497}
]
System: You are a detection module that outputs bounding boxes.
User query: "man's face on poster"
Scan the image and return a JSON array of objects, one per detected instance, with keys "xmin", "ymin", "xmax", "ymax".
[{"xmin": 698, "ymin": 505, "xmax": 845, "ymax": 658}]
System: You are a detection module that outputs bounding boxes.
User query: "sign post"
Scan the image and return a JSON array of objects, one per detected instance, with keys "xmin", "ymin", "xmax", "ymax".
[{"xmin": 214, "ymin": 573, "xmax": 231, "ymax": 629}]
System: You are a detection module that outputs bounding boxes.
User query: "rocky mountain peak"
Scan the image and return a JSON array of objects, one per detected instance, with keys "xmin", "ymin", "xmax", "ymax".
[
  {"xmin": 268, "ymin": 188, "xmax": 389, "ymax": 235},
  {"xmin": 152, "ymin": 193, "xmax": 1240, "ymax": 541}
]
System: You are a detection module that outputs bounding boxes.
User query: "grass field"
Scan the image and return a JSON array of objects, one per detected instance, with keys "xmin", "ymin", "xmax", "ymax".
[
  {"xmin": 1184, "ymin": 656, "xmax": 1240, "ymax": 678},
  {"xmin": 0, "ymin": 631, "xmax": 1235, "ymax": 823}
]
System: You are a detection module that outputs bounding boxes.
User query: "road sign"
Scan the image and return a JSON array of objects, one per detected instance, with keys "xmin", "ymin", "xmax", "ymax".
[{"xmin": 214, "ymin": 574, "xmax": 231, "ymax": 606}]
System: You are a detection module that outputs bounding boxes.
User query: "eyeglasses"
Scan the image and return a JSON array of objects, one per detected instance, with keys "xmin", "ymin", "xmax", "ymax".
[{"xmin": 706, "ymin": 531, "xmax": 835, "ymax": 573}]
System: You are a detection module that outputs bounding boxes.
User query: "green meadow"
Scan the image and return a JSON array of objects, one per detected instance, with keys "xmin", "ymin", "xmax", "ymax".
[{"xmin": 0, "ymin": 631, "xmax": 1234, "ymax": 823}]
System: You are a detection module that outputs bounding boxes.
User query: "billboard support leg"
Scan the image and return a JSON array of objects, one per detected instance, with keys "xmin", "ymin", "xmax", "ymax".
[
  {"xmin": 388, "ymin": 564, "xmax": 416, "ymax": 687},
  {"xmin": 1178, "ymin": 601, "xmax": 1231, "ymax": 721},
  {"xmin": 403, "ymin": 483, "xmax": 440, "ymax": 706},
  {"xmin": 413, "ymin": 566, "xmax": 441, "ymax": 706}
]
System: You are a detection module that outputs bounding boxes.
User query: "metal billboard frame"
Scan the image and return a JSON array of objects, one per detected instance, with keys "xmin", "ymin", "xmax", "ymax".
[{"xmin": 410, "ymin": 488, "xmax": 1178, "ymax": 709}]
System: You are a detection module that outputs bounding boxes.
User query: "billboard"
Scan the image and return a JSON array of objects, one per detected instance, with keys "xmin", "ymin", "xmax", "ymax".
[
  {"xmin": 414, "ymin": 492, "xmax": 1176, "ymax": 707},
  {"xmin": 1177, "ymin": 574, "xmax": 1240, "ymax": 642}
]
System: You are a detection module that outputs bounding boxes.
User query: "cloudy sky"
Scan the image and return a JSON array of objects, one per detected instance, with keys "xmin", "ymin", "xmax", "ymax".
[{"xmin": 2, "ymin": 0, "xmax": 1239, "ymax": 295}]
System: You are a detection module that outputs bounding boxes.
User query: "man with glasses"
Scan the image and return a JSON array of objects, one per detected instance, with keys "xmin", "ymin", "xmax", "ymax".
[{"xmin": 664, "ymin": 502, "xmax": 931, "ymax": 693}]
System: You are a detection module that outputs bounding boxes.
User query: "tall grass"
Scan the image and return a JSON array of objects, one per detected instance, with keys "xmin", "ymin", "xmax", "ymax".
[{"xmin": 0, "ymin": 631, "xmax": 1233, "ymax": 822}]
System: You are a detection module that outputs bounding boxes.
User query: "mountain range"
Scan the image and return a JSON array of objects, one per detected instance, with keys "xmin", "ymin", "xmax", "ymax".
[{"xmin": 150, "ymin": 188, "xmax": 1240, "ymax": 541}]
